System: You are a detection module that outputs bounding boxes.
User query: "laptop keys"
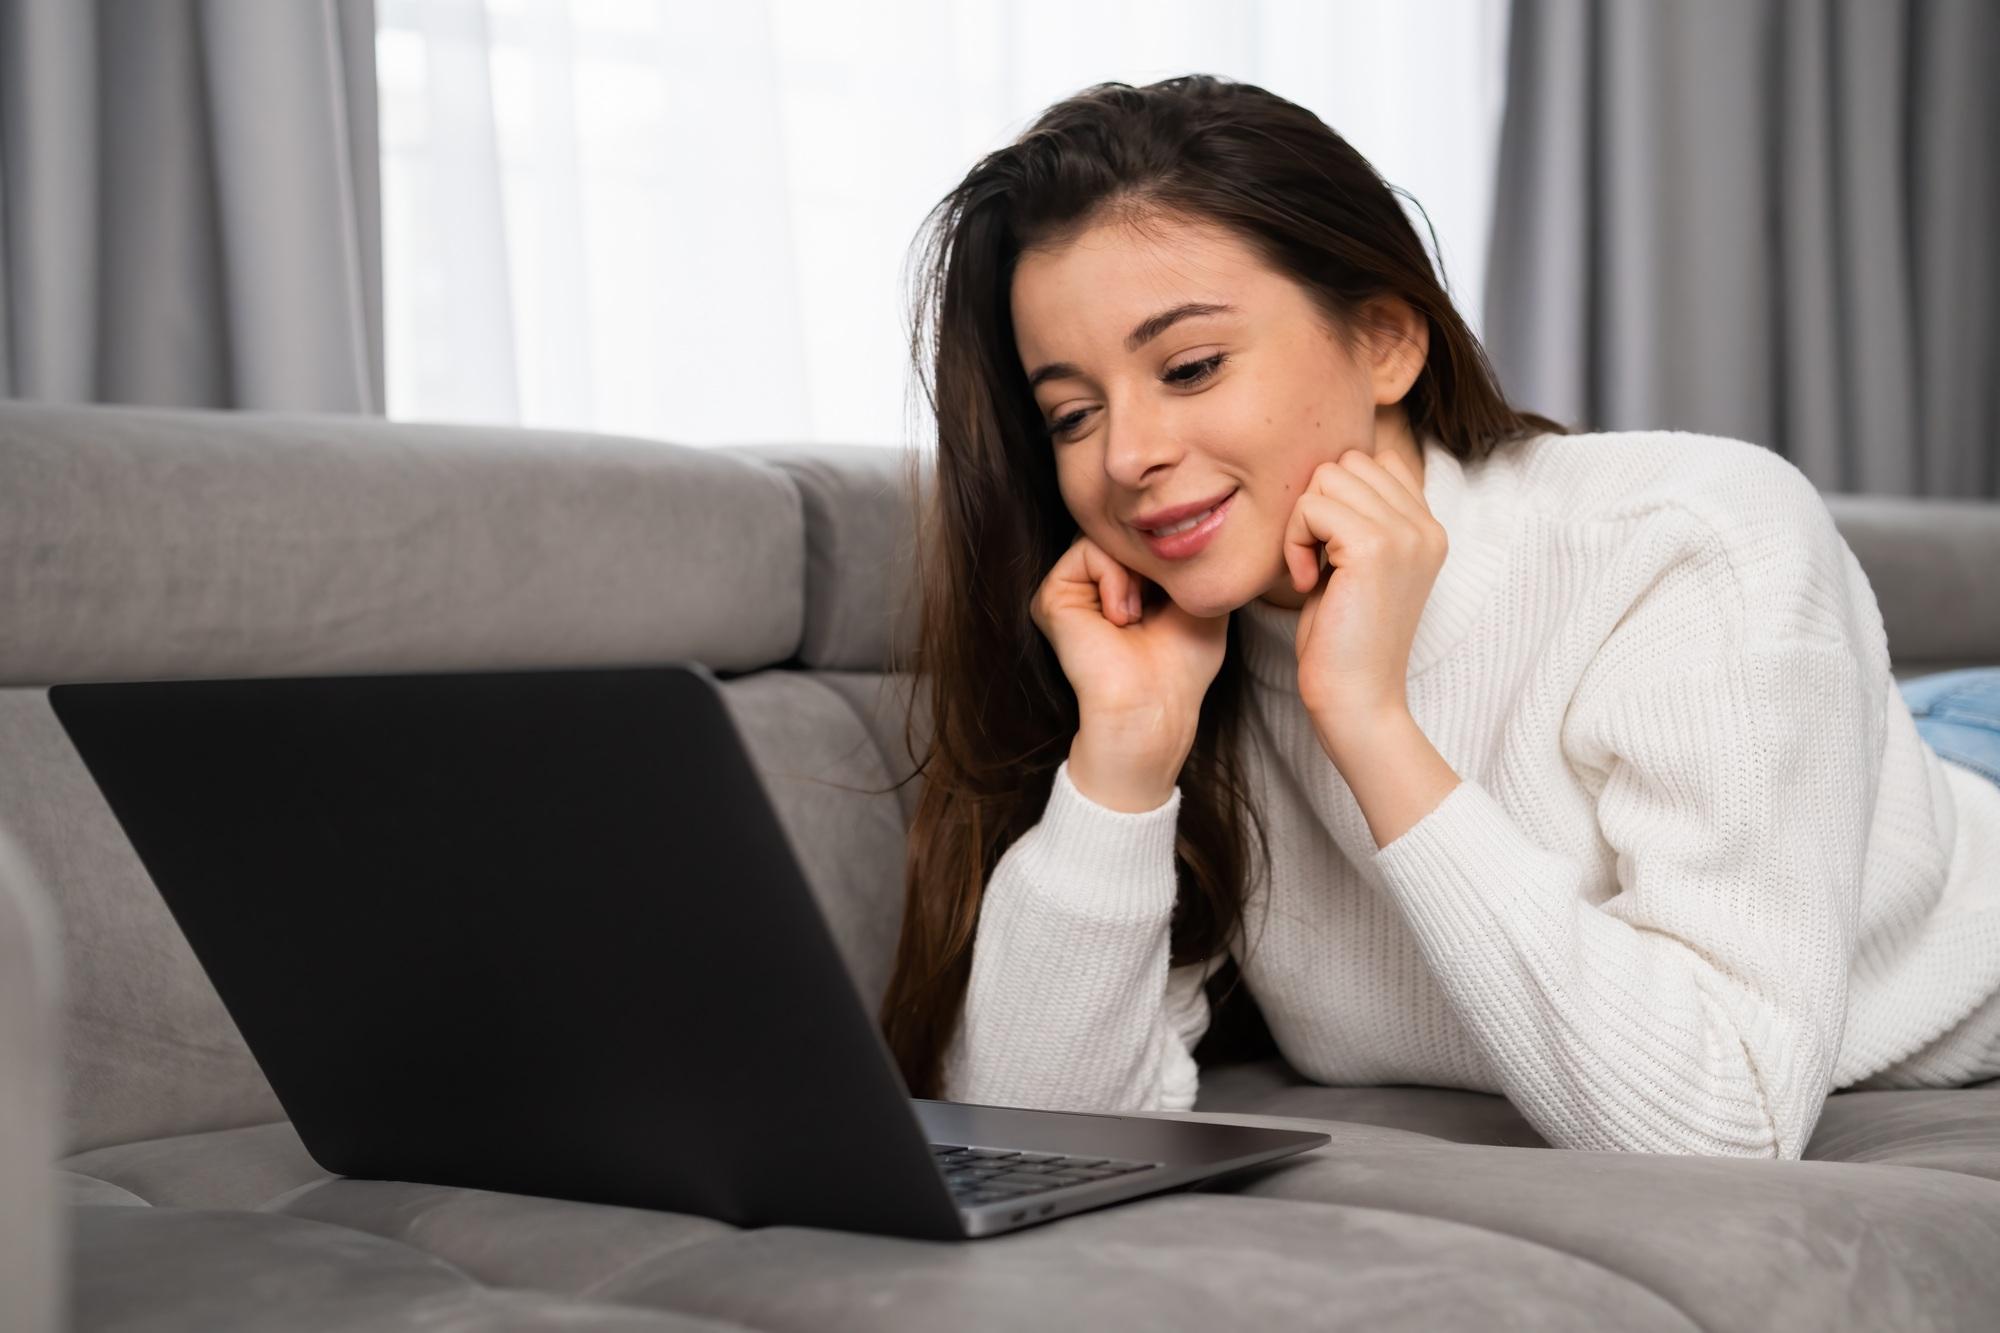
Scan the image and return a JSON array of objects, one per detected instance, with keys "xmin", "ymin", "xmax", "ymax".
[{"xmin": 929, "ymin": 1142, "xmax": 1156, "ymax": 1203}]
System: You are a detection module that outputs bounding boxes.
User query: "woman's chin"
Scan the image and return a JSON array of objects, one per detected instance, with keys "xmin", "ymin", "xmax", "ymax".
[{"xmin": 1156, "ymin": 570, "xmax": 1261, "ymax": 620}]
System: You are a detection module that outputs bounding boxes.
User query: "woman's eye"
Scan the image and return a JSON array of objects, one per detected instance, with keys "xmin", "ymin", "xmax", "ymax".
[
  {"xmin": 1166, "ymin": 352, "xmax": 1227, "ymax": 386},
  {"xmin": 1042, "ymin": 353, "xmax": 1228, "ymax": 440},
  {"xmin": 1045, "ymin": 409, "xmax": 1089, "ymax": 439}
]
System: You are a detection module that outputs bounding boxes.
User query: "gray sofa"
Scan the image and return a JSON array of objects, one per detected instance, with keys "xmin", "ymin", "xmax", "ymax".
[{"xmin": 3, "ymin": 397, "xmax": 1998, "ymax": 1333}]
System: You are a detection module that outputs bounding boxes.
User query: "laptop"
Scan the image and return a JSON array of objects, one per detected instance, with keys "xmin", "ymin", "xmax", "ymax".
[{"xmin": 48, "ymin": 662, "xmax": 1327, "ymax": 1240}]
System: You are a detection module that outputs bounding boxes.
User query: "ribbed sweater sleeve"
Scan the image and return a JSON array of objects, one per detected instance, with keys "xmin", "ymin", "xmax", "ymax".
[
  {"xmin": 939, "ymin": 758, "xmax": 1217, "ymax": 1112},
  {"xmin": 1369, "ymin": 496, "xmax": 1880, "ymax": 1160}
]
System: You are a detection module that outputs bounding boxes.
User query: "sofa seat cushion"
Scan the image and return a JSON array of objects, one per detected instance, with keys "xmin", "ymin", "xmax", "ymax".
[
  {"xmin": 1197, "ymin": 1057, "xmax": 2000, "ymax": 1179},
  {"xmin": 60, "ymin": 1122, "xmax": 1691, "ymax": 1331},
  {"xmin": 268, "ymin": 1178, "xmax": 1691, "ymax": 1332},
  {"xmin": 60, "ymin": 1120, "xmax": 330, "ymax": 1210},
  {"xmin": 577, "ymin": 1191, "xmax": 1692, "ymax": 1332},
  {"xmin": 54, "ymin": 1086, "xmax": 2000, "ymax": 1332},
  {"xmin": 61, "ymin": 1171, "xmax": 149, "ymax": 1207},
  {"xmin": 1145, "ymin": 1105, "xmax": 2000, "ymax": 1333},
  {"xmin": 1799, "ymin": 1087, "xmax": 2000, "ymax": 1180},
  {"xmin": 71, "ymin": 1204, "xmax": 732, "ymax": 1332},
  {"xmin": 270, "ymin": 1176, "xmax": 740, "ymax": 1299}
]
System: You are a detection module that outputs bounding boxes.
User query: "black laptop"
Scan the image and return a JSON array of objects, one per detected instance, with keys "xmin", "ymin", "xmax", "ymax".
[{"xmin": 48, "ymin": 662, "xmax": 1326, "ymax": 1239}]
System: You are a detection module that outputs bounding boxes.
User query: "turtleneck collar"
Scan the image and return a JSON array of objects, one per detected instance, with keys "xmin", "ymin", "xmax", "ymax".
[{"xmin": 1234, "ymin": 434, "xmax": 1523, "ymax": 691}]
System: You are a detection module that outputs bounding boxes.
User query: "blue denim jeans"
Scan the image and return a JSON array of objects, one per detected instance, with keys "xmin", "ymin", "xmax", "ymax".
[{"xmin": 1899, "ymin": 667, "xmax": 2000, "ymax": 790}]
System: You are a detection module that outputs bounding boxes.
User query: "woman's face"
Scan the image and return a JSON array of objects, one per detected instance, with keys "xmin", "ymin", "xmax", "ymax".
[{"xmin": 1011, "ymin": 210, "xmax": 1425, "ymax": 617}]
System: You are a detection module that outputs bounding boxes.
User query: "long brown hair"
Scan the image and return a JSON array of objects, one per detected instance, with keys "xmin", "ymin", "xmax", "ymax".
[{"xmin": 877, "ymin": 74, "xmax": 1567, "ymax": 1099}]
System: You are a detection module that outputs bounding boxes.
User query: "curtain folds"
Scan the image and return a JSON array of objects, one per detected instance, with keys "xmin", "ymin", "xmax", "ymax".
[
  {"xmin": 0, "ymin": 0, "xmax": 383, "ymax": 413},
  {"xmin": 1485, "ymin": 0, "xmax": 1999, "ymax": 497}
]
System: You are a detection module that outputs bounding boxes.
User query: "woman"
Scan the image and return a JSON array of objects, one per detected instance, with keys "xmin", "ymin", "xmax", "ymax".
[{"xmin": 875, "ymin": 74, "xmax": 2000, "ymax": 1160}]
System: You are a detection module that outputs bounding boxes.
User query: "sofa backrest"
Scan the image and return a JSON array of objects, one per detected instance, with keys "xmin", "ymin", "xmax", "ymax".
[
  {"xmin": 3, "ymin": 399, "xmax": 1997, "ymax": 1156},
  {"xmin": 0, "ymin": 400, "xmax": 929, "ymax": 1154}
]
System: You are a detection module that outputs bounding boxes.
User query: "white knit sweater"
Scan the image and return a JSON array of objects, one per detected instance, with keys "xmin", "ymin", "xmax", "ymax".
[{"xmin": 940, "ymin": 428, "xmax": 2000, "ymax": 1160}]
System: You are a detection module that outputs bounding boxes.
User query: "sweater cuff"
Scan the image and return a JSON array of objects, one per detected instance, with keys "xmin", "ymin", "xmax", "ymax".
[
  {"xmin": 1010, "ymin": 759, "xmax": 1182, "ymax": 920},
  {"xmin": 1370, "ymin": 777, "xmax": 1573, "ymax": 966}
]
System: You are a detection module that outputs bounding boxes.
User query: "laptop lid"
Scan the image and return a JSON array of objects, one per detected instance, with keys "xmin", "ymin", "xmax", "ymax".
[{"xmin": 49, "ymin": 664, "xmax": 1325, "ymax": 1239}]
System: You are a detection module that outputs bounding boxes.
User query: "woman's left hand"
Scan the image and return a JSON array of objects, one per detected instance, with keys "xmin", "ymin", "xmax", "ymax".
[{"xmin": 1282, "ymin": 447, "xmax": 1448, "ymax": 733}]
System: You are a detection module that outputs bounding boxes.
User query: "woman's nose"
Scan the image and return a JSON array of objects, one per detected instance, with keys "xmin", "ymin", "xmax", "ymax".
[{"xmin": 1100, "ymin": 397, "xmax": 1179, "ymax": 489}]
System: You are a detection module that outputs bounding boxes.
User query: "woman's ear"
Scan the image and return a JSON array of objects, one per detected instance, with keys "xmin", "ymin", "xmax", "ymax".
[{"xmin": 1359, "ymin": 295, "xmax": 1429, "ymax": 406}]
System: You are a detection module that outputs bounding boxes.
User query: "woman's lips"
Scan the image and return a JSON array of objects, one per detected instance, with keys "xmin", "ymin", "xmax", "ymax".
[{"xmin": 1139, "ymin": 490, "xmax": 1236, "ymax": 560}]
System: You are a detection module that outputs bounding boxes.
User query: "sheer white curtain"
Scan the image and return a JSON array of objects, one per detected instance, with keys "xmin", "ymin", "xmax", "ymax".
[{"xmin": 376, "ymin": 0, "xmax": 1510, "ymax": 448}]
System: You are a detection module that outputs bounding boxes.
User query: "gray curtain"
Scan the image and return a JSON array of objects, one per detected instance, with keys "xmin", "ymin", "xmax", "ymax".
[
  {"xmin": 0, "ymin": 0, "xmax": 383, "ymax": 413},
  {"xmin": 1485, "ymin": 0, "xmax": 2000, "ymax": 498}
]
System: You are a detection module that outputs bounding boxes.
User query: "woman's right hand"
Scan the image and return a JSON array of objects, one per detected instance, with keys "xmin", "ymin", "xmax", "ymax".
[{"xmin": 1029, "ymin": 533, "xmax": 1230, "ymax": 802}]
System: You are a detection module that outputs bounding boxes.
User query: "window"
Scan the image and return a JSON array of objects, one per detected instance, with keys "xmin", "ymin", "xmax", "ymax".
[{"xmin": 377, "ymin": 0, "xmax": 1510, "ymax": 447}]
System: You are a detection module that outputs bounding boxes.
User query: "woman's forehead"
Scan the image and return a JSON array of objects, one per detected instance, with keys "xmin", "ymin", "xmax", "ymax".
[
  {"xmin": 1012, "ymin": 222, "xmax": 1284, "ymax": 356},
  {"xmin": 1016, "ymin": 213, "xmax": 1258, "ymax": 296}
]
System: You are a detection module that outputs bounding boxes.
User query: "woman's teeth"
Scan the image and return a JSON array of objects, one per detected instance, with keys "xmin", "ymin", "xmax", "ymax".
[{"xmin": 1152, "ymin": 506, "xmax": 1216, "ymax": 536}]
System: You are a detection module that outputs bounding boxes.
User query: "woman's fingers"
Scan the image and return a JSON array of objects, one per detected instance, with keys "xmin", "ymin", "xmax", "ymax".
[
  {"xmin": 1335, "ymin": 448, "xmax": 1430, "ymax": 526},
  {"xmin": 1075, "ymin": 538, "xmax": 1143, "ymax": 625},
  {"xmin": 1284, "ymin": 451, "xmax": 1443, "ymax": 591},
  {"xmin": 1313, "ymin": 455, "xmax": 1407, "ymax": 530},
  {"xmin": 1283, "ymin": 490, "xmax": 1367, "ymax": 591}
]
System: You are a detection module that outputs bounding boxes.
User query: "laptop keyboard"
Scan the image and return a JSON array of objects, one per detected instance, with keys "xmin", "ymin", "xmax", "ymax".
[{"xmin": 928, "ymin": 1142, "xmax": 1158, "ymax": 1206}]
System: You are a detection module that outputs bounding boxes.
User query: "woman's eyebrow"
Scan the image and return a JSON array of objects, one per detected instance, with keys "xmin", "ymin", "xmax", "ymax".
[{"xmin": 1026, "ymin": 301, "xmax": 1238, "ymax": 390}]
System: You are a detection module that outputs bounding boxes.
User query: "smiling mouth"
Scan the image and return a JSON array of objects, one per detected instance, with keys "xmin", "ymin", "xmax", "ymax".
[
  {"xmin": 1136, "ymin": 490, "xmax": 1237, "ymax": 560},
  {"xmin": 1134, "ymin": 489, "xmax": 1238, "ymax": 536},
  {"xmin": 1144, "ymin": 505, "xmax": 1220, "ymax": 536}
]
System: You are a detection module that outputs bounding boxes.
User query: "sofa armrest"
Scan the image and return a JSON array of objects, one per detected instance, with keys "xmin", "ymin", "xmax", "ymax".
[
  {"xmin": 1824, "ymin": 493, "xmax": 2000, "ymax": 670},
  {"xmin": 0, "ymin": 824, "xmax": 63, "ymax": 1333}
]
